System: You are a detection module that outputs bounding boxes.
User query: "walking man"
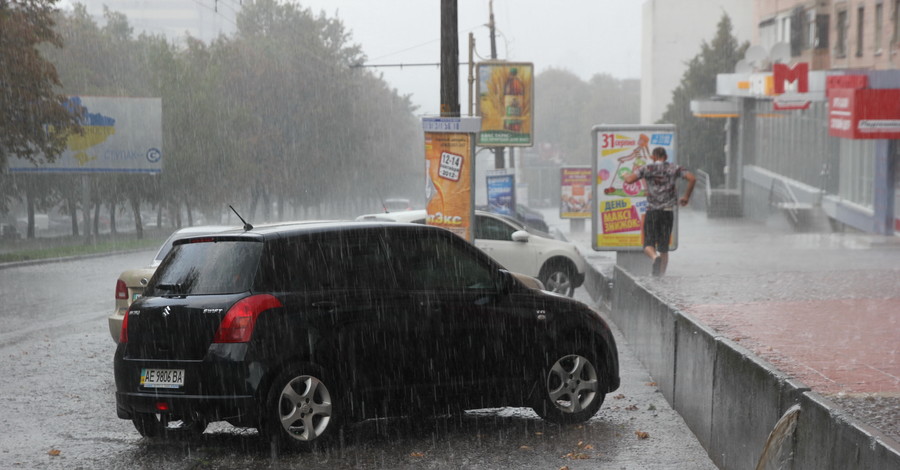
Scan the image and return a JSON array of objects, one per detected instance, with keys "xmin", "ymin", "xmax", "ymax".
[{"xmin": 623, "ymin": 147, "xmax": 696, "ymax": 276}]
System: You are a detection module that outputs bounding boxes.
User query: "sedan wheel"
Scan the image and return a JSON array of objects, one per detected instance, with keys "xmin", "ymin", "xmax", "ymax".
[
  {"xmin": 540, "ymin": 263, "xmax": 575, "ymax": 297},
  {"xmin": 265, "ymin": 364, "xmax": 340, "ymax": 450},
  {"xmin": 533, "ymin": 353, "xmax": 605, "ymax": 424}
]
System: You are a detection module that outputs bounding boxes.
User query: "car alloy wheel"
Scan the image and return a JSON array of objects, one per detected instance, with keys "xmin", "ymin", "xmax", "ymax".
[
  {"xmin": 265, "ymin": 364, "xmax": 339, "ymax": 450},
  {"xmin": 533, "ymin": 352, "xmax": 604, "ymax": 424},
  {"xmin": 540, "ymin": 262, "xmax": 575, "ymax": 297}
]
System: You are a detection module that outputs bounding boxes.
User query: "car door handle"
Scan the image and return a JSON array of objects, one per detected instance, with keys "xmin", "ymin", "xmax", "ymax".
[{"xmin": 418, "ymin": 301, "xmax": 441, "ymax": 312}]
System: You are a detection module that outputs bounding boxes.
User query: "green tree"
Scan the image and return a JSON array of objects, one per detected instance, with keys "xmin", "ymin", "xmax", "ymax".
[
  {"xmin": 659, "ymin": 13, "xmax": 748, "ymax": 187},
  {"xmin": 535, "ymin": 68, "xmax": 640, "ymax": 165},
  {"xmin": 0, "ymin": 0, "xmax": 83, "ymax": 170}
]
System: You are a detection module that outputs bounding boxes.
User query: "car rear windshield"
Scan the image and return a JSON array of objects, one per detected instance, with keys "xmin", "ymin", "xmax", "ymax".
[{"xmin": 147, "ymin": 239, "xmax": 262, "ymax": 295}]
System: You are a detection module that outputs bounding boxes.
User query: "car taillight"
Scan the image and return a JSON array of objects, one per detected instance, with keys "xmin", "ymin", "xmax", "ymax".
[
  {"xmin": 120, "ymin": 307, "xmax": 130, "ymax": 343},
  {"xmin": 116, "ymin": 279, "xmax": 128, "ymax": 300},
  {"xmin": 213, "ymin": 294, "xmax": 282, "ymax": 343}
]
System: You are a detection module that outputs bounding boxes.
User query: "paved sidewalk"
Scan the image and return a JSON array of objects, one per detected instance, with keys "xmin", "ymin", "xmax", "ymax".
[{"xmin": 542, "ymin": 206, "xmax": 900, "ymax": 443}]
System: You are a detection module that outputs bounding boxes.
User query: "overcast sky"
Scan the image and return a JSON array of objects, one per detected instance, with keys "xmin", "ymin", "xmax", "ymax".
[
  {"xmin": 59, "ymin": 0, "xmax": 644, "ymax": 116},
  {"xmin": 302, "ymin": 0, "xmax": 643, "ymax": 115}
]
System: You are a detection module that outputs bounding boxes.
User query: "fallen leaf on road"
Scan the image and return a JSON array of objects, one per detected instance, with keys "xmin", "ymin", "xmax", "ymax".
[
  {"xmin": 625, "ymin": 404, "xmax": 638, "ymax": 411},
  {"xmin": 409, "ymin": 452, "xmax": 425, "ymax": 458},
  {"xmin": 520, "ymin": 445, "xmax": 532, "ymax": 450},
  {"xmin": 646, "ymin": 382, "xmax": 657, "ymax": 386},
  {"xmin": 48, "ymin": 449, "xmax": 61, "ymax": 456},
  {"xmin": 613, "ymin": 394, "xmax": 625, "ymax": 399},
  {"xmin": 562, "ymin": 452, "xmax": 590, "ymax": 460},
  {"xmin": 648, "ymin": 404, "xmax": 656, "ymax": 411},
  {"xmin": 635, "ymin": 431, "xmax": 650, "ymax": 439}
]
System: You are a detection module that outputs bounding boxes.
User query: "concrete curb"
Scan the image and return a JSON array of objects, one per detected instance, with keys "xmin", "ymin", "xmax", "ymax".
[
  {"xmin": 0, "ymin": 248, "xmax": 152, "ymax": 271},
  {"xmin": 599, "ymin": 263, "xmax": 900, "ymax": 470}
]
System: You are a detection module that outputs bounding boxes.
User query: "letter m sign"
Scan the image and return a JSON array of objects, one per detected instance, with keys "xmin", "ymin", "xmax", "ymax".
[{"xmin": 773, "ymin": 63, "xmax": 809, "ymax": 94}]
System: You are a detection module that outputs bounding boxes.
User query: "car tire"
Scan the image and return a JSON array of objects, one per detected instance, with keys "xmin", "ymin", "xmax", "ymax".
[
  {"xmin": 539, "ymin": 261, "xmax": 576, "ymax": 297},
  {"xmin": 131, "ymin": 412, "xmax": 208, "ymax": 438},
  {"xmin": 532, "ymin": 349, "xmax": 605, "ymax": 425},
  {"xmin": 262, "ymin": 363, "xmax": 341, "ymax": 451}
]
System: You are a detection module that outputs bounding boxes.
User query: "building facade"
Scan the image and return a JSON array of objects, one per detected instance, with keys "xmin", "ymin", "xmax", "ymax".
[
  {"xmin": 640, "ymin": 0, "xmax": 755, "ymax": 125},
  {"xmin": 698, "ymin": 0, "xmax": 900, "ymax": 235}
]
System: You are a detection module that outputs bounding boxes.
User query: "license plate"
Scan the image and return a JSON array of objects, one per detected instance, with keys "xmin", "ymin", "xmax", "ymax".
[{"xmin": 140, "ymin": 368, "xmax": 184, "ymax": 389}]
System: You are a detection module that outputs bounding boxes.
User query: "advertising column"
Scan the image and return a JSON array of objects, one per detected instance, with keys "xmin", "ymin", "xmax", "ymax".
[
  {"xmin": 423, "ymin": 117, "xmax": 481, "ymax": 241},
  {"xmin": 560, "ymin": 166, "xmax": 592, "ymax": 219},
  {"xmin": 591, "ymin": 125, "xmax": 677, "ymax": 251}
]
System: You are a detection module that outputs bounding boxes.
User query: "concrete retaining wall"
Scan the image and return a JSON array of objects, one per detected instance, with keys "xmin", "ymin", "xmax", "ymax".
[{"xmin": 607, "ymin": 265, "xmax": 900, "ymax": 469}]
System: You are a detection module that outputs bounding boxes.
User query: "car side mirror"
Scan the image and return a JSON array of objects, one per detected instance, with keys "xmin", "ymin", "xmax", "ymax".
[{"xmin": 511, "ymin": 230, "xmax": 529, "ymax": 243}]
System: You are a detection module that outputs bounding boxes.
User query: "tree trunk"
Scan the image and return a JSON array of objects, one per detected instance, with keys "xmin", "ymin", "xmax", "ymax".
[
  {"xmin": 130, "ymin": 196, "xmax": 143, "ymax": 240},
  {"xmin": 69, "ymin": 196, "xmax": 79, "ymax": 237},
  {"xmin": 26, "ymin": 189, "xmax": 35, "ymax": 239},
  {"xmin": 93, "ymin": 201, "xmax": 101, "ymax": 235},
  {"xmin": 109, "ymin": 204, "xmax": 117, "ymax": 235}
]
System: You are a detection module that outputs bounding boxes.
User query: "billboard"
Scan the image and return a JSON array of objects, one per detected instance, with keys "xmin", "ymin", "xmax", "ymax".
[
  {"xmin": 591, "ymin": 125, "xmax": 678, "ymax": 251},
  {"xmin": 423, "ymin": 117, "xmax": 481, "ymax": 241},
  {"xmin": 486, "ymin": 170, "xmax": 515, "ymax": 216},
  {"xmin": 8, "ymin": 96, "xmax": 163, "ymax": 174},
  {"xmin": 560, "ymin": 166, "xmax": 592, "ymax": 219},
  {"xmin": 476, "ymin": 62, "xmax": 534, "ymax": 147},
  {"xmin": 827, "ymin": 83, "xmax": 900, "ymax": 139}
]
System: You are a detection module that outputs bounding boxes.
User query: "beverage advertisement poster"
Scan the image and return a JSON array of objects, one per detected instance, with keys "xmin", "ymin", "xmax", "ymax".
[
  {"xmin": 591, "ymin": 125, "xmax": 677, "ymax": 251},
  {"xmin": 476, "ymin": 62, "xmax": 533, "ymax": 147},
  {"xmin": 486, "ymin": 170, "xmax": 515, "ymax": 217},
  {"xmin": 424, "ymin": 130, "xmax": 475, "ymax": 241},
  {"xmin": 560, "ymin": 166, "xmax": 592, "ymax": 219}
]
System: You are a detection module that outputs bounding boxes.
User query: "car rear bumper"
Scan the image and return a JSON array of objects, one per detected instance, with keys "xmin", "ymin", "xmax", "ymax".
[
  {"xmin": 107, "ymin": 312, "xmax": 123, "ymax": 343},
  {"xmin": 115, "ymin": 391, "xmax": 257, "ymax": 422}
]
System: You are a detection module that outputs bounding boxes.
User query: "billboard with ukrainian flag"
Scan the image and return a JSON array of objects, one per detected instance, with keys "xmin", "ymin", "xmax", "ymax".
[
  {"xmin": 8, "ymin": 96, "xmax": 162, "ymax": 174},
  {"xmin": 591, "ymin": 124, "xmax": 677, "ymax": 251}
]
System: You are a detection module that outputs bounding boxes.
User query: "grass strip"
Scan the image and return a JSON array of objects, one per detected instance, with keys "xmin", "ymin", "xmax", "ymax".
[{"xmin": 0, "ymin": 236, "xmax": 165, "ymax": 264}]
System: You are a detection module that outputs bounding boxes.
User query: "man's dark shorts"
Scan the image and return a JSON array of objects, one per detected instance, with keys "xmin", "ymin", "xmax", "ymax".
[{"xmin": 643, "ymin": 209, "xmax": 674, "ymax": 252}]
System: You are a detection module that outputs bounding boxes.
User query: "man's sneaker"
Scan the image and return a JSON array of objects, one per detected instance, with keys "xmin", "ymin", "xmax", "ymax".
[{"xmin": 652, "ymin": 256, "xmax": 662, "ymax": 276}]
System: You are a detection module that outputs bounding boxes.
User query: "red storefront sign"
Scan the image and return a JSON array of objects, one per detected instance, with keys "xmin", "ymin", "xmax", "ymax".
[{"xmin": 827, "ymin": 76, "xmax": 900, "ymax": 139}]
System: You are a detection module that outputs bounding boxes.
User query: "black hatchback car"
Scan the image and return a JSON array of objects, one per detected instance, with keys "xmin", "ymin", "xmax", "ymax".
[{"xmin": 114, "ymin": 221, "xmax": 620, "ymax": 449}]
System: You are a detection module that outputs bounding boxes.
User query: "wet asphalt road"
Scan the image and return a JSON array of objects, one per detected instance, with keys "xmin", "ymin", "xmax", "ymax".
[{"xmin": 0, "ymin": 251, "xmax": 716, "ymax": 469}]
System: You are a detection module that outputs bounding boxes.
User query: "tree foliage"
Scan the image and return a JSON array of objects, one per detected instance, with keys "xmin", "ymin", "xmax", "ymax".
[
  {"xmin": 534, "ymin": 68, "xmax": 639, "ymax": 165},
  {"xmin": 4, "ymin": 0, "xmax": 423, "ymax": 236},
  {"xmin": 659, "ymin": 14, "xmax": 748, "ymax": 187},
  {"xmin": 0, "ymin": 0, "xmax": 83, "ymax": 171}
]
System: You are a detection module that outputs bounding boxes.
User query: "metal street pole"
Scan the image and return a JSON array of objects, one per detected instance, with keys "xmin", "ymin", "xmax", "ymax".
[
  {"xmin": 440, "ymin": 0, "xmax": 460, "ymax": 117},
  {"xmin": 489, "ymin": 0, "xmax": 505, "ymax": 169}
]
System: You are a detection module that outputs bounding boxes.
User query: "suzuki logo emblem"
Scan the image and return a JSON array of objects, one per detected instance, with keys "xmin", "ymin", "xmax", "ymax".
[{"xmin": 162, "ymin": 306, "xmax": 171, "ymax": 317}]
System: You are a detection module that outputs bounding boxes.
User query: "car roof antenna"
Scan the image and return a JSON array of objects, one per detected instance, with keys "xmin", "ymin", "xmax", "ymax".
[{"xmin": 229, "ymin": 205, "xmax": 253, "ymax": 231}]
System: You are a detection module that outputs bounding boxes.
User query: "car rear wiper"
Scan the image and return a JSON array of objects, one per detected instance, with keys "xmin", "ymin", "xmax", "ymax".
[{"xmin": 155, "ymin": 282, "xmax": 184, "ymax": 293}]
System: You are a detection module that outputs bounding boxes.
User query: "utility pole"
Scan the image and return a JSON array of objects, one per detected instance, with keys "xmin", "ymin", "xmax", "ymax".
[
  {"xmin": 488, "ymin": 0, "xmax": 505, "ymax": 169},
  {"xmin": 440, "ymin": 0, "xmax": 460, "ymax": 117}
]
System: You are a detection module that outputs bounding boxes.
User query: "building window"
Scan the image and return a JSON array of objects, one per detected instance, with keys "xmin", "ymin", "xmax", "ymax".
[
  {"xmin": 836, "ymin": 9, "xmax": 848, "ymax": 57},
  {"xmin": 856, "ymin": 7, "xmax": 865, "ymax": 56},
  {"xmin": 816, "ymin": 14, "xmax": 830, "ymax": 49},
  {"xmin": 839, "ymin": 139, "xmax": 876, "ymax": 209},
  {"xmin": 895, "ymin": 0, "xmax": 900, "ymax": 44},
  {"xmin": 893, "ymin": 0, "xmax": 900, "ymax": 43},
  {"xmin": 875, "ymin": 3, "xmax": 884, "ymax": 54}
]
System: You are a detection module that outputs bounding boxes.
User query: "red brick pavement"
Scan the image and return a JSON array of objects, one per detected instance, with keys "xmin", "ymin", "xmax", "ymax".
[{"xmin": 686, "ymin": 298, "xmax": 900, "ymax": 395}]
